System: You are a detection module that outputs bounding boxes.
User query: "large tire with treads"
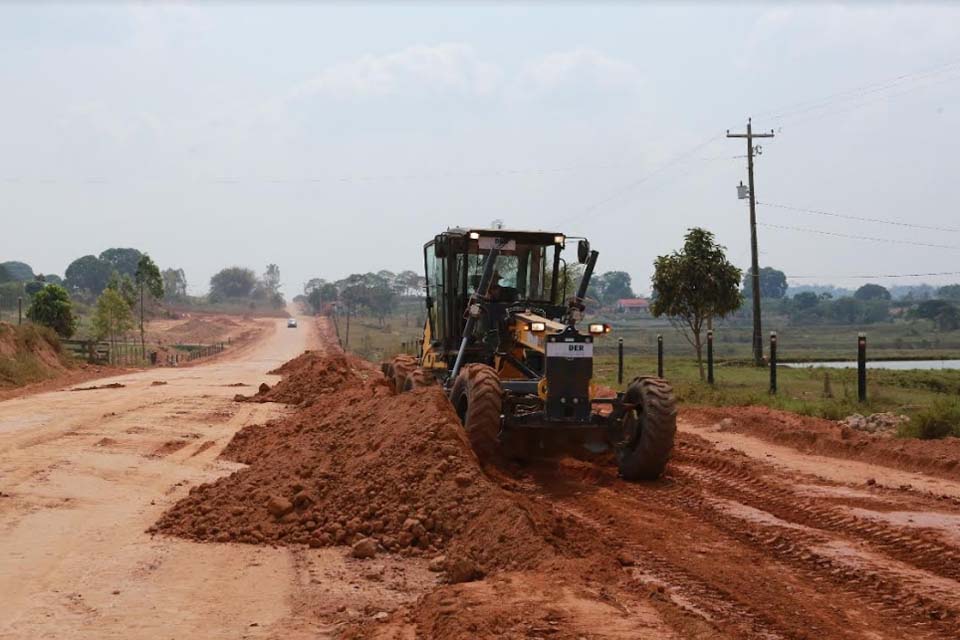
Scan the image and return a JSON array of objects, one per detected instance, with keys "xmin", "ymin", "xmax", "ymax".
[
  {"xmin": 450, "ymin": 364, "xmax": 503, "ymax": 459},
  {"xmin": 384, "ymin": 355, "xmax": 417, "ymax": 392},
  {"xmin": 617, "ymin": 376, "xmax": 677, "ymax": 481},
  {"xmin": 402, "ymin": 368, "xmax": 436, "ymax": 392}
]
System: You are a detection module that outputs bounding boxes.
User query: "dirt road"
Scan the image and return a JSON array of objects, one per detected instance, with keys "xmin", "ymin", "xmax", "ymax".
[{"xmin": 4, "ymin": 318, "xmax": 960, "ymax": 639}]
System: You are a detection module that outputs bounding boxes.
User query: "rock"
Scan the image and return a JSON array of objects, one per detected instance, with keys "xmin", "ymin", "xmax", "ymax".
[
  {"xmin": 866, "ymin": 478, "xmax": 876, "ymax": 486},
  {"xmin": 266, "ymin": 496, "xmax": 293, "ymax": 519},
  {"xmin": 351, "ymin": 537, "xmax": 378, "ymax": 559},
  {"xmin": 292, "ymin": 491, "xmax": 315, "ymax": 511},
  {"xmin": 428, "ymin": 555, "xmax": 446, "ymax": 572},
  {"xmin": 258, "ymin": 382, "xmax": 271, "ymax": 395},
  {"xmin": 373, "ymin": 612, "xmax": 389, "ymax": 623},
  {"xmin": 454, "ymin": 473, "xmax": 472, "ymax": 487},
  {"xmin": 445, "ymin": 557, "xmax": 484, "ymax": 583}
]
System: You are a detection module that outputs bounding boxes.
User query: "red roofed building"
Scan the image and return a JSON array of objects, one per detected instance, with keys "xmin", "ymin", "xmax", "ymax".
[{"xmin": 616, "ymin": 298, "xmax": 649, "ymax": 314}]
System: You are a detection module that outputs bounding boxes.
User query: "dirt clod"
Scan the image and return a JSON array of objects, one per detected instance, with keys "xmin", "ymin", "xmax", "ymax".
[{"xmin": 351, "ymin": 537, "xmax": 378, "ymax": 559}]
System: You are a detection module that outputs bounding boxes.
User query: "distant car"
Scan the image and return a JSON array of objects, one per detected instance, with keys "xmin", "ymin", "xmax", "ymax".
[{"xmin": 287, "ymin": 318, "xmax": 298, "ymax": 328}]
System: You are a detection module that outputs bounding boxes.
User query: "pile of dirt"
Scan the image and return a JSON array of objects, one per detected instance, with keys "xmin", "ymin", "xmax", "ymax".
[
  {"xmin": 234, "ymin": 350, "xmax": 369, "ymax": 405},
  {"xmin": 839, "ymin": 412, "xmax": 910, "ymax": 435},
  {"xmin": 684, "ymin": 405, "xmax": 960, "ymax": 482},
  {"xmin": 0, "ymin": 323, "xmax": 72, "ymax": 387},
  {"xmin": 152, "ymin": 357, "xmax": 588, "ymax": 582},
  {"xmin": 163, "ymin": 316, "xmax": 240, "ymax": 343}
]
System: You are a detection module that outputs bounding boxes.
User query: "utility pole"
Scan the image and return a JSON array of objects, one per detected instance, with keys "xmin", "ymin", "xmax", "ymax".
[{"xmin": 727, "ymin": 118, "xmax": 774, "ymax": 367}]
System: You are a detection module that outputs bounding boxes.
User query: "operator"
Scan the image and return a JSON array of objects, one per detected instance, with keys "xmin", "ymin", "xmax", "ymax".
[{"xmin": 487, "ymin": 271, "xmax": 504, "ymax": 301}]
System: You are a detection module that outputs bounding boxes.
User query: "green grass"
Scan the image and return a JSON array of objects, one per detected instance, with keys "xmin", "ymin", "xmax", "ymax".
[{"xmin": 0, "ymin": 323, "xmax": 74, "ymax": 387}]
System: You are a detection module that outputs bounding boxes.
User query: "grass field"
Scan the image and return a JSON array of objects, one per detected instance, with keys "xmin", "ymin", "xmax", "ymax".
[{"xmin": 338, "ymin": 307, "xmax": 960, "ymax": 437}]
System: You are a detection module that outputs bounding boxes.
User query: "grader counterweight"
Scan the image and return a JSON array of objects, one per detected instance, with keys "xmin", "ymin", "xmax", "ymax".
[{"xmin": 383, "ymin": 227, "xmax": 677, "ymax": 480}]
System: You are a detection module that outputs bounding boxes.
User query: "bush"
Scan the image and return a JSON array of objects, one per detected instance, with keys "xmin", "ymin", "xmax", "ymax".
[{"xmin": 910, "ymin": 399, "xmax": 960, "ymax": 439}]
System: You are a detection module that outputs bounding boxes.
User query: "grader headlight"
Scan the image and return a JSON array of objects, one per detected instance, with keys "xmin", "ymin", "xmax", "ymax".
[
  {"xmin": 529, "ymin": 321, "xmax": 546, "ymax": 333},
  {"xmin": 588, "ymin": 323, "xmax": 611, "ymax": 335}
]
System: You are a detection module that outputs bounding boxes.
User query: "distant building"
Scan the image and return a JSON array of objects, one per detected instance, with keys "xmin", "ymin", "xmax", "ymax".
[{"xmin": 616, "ymin": 298, "xmax": 649, "ymax": 314}]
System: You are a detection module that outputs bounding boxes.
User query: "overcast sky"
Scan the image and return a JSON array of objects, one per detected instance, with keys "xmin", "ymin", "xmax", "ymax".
[{"xmin": 2, "ymin": 2, "xmax": 959, "ymax": 297}]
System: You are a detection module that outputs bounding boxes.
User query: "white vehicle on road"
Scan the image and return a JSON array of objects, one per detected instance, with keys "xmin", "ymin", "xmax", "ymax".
[{"xmin": 287, "ymin": 318, "xmax": 298, "ymax": 328}]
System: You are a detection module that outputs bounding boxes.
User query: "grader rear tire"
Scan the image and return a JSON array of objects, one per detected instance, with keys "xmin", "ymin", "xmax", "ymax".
[
  {"xmin": 402, "ymin": 368, "xmax": 436, "ymax": 392},
  {"xmin": 383, "ymin": 355, "xmax": 417, "ymax": 393},
  {"xmin": 450, "ymin": 364, "xmax": 502, "ymax": 459},
  {"xmin": 617, "ymin": 376, "xmax": 677, "ymax": 481}
]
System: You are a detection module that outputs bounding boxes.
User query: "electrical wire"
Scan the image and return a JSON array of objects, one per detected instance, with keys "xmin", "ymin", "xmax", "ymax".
[
  {"xmin": 758, "ymin": 201, "xmax": 960, "ymax": 233},
  {"xmin": 756, "ymin": 222, "xmax": 960, "ymax": 250},
  {"xmin": 786, "ymin": 271, "xmax": 960, "ymax": 280}
]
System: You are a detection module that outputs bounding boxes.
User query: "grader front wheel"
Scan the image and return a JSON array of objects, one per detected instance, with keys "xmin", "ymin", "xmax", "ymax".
[
  {"xmin": 450, "ymin": 364, "xmax": 502, "ymax": 459},
  {"xmin": 616, "ymin": 376, "xmax": 677, "ymax": 481}
]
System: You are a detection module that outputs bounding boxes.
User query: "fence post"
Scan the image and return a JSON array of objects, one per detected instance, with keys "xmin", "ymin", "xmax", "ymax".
[
  {"xmin": 706, "ymin": 330, "xmax": 714, "ymax": 384},
  {"xmin": 769, "ymin": 331, "xmax": 777, "ymax": 394},
  {"xmin": 617, "ymin": 338, "xmax": 624, "ymax": 385},
  {"xmin": 657, "ymin": 334, "xmax": 663, "ymax": 378},
  {"xmin": 18, "ymin": 297, "xmax": 23, "ymax": 325},
  {"xmin": 858, "ymin": 333, "xmax": 867, "ymax": 403}
]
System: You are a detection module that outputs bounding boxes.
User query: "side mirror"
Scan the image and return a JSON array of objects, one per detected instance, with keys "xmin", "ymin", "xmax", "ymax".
[
  {"xmin": 434, "ymin": 235, "xmax": 448, "ymax": 258},
  {"xmin": 577, "ymin": 239, "xmax": 591, "ymax": 264}
]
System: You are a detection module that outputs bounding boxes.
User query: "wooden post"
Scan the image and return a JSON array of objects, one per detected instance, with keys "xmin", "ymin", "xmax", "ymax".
[
  {"xmin": 707, "ymin": 330, "xmax": 714, "ymax": 385},
  {"xmin": 858, "ymin": 333, "xmax": 867, "ymax": 403},
  {"xmin": 18, "ymin": 297, "xmax": 22, "ymax": 325},
  {"xmin": 769, "ymin": 331, "xmax": 777, "ymax": 394},
  {"xmin": 617, "ymin": 338, "xmax": 624, "ymax": 385},
  {"xmin": 657, "ymin": 335, "xmax": 663, "ymax": 378}
]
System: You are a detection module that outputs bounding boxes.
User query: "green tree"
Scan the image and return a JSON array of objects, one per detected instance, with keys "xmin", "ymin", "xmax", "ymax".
[
  {"xmin": 26, "ymin": 284, "xmax": 76, "ymax": 338},
  {"xmin": 162, "ymin": 268, "xmax": 188, "ymax": 299},
  {"xmin": 65, "ymin": 255, "xmax": 113, "ymax": 295},
  {"xmin": 0, "ymin": 261, "xmax": 35, "ymax": 282},
  {"xmin": 792, "ymin": 291, "xmax": 820, "ymax": 311},
  {"xmin": 106, "ymin": 271, "xmax": 138, "ymax": 308},
  {"xmin": 651, "ymin": 228, "xmax": 743, "ymax": 380},
  {"xmin": 93, "ymin": 288, "xmax": 134, "ymax": 353},
  {"xmin": 597, "ymin": 271, "xmax": 635, "ymax": 305},
  {"xmin": 135, "ymin": 254, "xmax": 164, "ymax": 356},
  {"xmin": 0, "ymin": 264, "xmax": 10, "ymax": 284},
  {"xmin": 854, "ymin": 283, "xmax": 891, "ymax": 301},
  {"xmin": 99, "ymin": 248, "xmax": 143, "ymax": 278},
  {"xmin": 937, "ymin": 284, "xmax": 960, "ymax": 301},
  {"xmin": 913, "ymin": 300, "xmax": 960, "ymax": 331},
  {"xmin": 209, "ymin": 267, "xmax": 257, "ymax": 300},
  {"xmin": 743, "ymin": 266, "xmax": 788, "ymax": 299}
]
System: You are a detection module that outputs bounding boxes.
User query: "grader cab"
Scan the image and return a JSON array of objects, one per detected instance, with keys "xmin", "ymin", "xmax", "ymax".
[{"xmin": 383, "ymin": 227, "xmax": 676, "ymax": 480}]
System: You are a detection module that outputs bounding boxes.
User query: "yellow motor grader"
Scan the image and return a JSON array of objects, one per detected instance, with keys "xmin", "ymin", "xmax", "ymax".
[{"xmin": 384, "ymin": 227, "xmax": 676, "ymax": 480}]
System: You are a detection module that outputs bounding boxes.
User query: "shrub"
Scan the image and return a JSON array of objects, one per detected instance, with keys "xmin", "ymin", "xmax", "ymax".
[{"xmin": 911, "ymin": 399, "xmax": 960, "ymax": 439}]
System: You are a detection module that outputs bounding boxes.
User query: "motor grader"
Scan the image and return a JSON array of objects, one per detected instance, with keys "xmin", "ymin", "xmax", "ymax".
[{"xmin": 384, "ymin": 227, "xmax": 676, "ymax": 480}]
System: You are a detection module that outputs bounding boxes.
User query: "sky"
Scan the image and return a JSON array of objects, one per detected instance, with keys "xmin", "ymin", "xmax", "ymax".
[{"xmin": 2, "ymin": 2, "xmax": 960, "ymax": 297}]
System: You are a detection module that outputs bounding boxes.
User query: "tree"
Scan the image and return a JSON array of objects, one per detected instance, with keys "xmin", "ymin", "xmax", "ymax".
[
  {"xmin": 854, "ymin": 283, "xmax": 891, "ymax": 301},
  {"xmin": 597, "ymin": 271, "xmax": 635, "ymax": 305},
  {"xmin": 24, "ymin": 278, "xmax": 46, "ymax": 297},
  {"xmin": 743, "ymin": 267, "xmax": 788, "ymax": 299},
  {"xmin": 792, "ymin": 291, "xmax": 820, "ymax": 311},
  {"xmin": 93, "ymin": 288, "xmax": 134, "ymax": 353},
  {"xmin": 650, "ymin": 228, "xmax": 743, "ymax": 380},
  {"xmin": 0, "ymin": 261, "xmax": 35, "ymax": 282},
  {"xmin": 26, "ymin": 284, "xmax": 76, "ymax": 338},
  {"xmin": 938, "ymin": 284, "xmax": 960, "ymax": 301},
  {"xmin": 162, "ymin": 268, "xmax": 188, "ymax": 299},
  {"xmin": 135, "ymin": 254, "xmax": 164, "ymax": 356},
  {"xmin": 106, "ymin": 271, "xmax": 138, "ymax": 309},
  {"xmin": 263, "ymin": 264, "xmax": 281, "ymax": 294},
  {"xmin": 65, "ymin": 255, "xmax": 113, "ymax": 295},
  {"xmin": 913, "ymin": 300, "xmax": 960, "ymax": 331},
  {"xmin": 99, "ymin": 248, "xmax": 143, "ymax": 278},
  {"xmin": 209, "ymin": 267, "xmax": 257, "ymax": 300},
  {"xmin": 395, "ymin": 270, "xmax": 424, "ymax": 296},
  {"xmin": 0, "ymin": 264, "xmax": 10, "ymax": 284}
]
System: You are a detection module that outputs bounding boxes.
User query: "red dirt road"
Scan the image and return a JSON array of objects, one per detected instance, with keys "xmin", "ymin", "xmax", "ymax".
[{"xmin": 3, "ymin": 318, "xmax": 960, "ymax": 639}]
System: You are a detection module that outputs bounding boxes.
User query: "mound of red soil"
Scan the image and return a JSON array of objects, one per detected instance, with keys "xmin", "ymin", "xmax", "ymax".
[
  {"xmin": 152, "ymin": 367, "xmax": 585, "ymax": 582},
  {"xmin": 0, "ymin": 323, "xmax": 73, "ymax": 388},
  {"xmin": 683, "ymin": 405, "xmax": 960, "ymax": 482},
  {"xmin": 236, "ymin": 350, "xmax": 368, "ymax": 405}
]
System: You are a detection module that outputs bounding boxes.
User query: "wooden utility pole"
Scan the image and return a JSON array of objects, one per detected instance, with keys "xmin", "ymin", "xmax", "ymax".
[{"xmin": 727, "ymin": 118, "xmax": 774, "ymax": 366}]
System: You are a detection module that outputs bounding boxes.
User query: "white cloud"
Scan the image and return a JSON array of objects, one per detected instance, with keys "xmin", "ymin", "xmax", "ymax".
[
  {"xmin": 287, "ymin": 43, "xmax": 500, "ymax": 100},
  {"xmin": 519, "ymin": 48, "xmax": 640, "ymax": 94}
]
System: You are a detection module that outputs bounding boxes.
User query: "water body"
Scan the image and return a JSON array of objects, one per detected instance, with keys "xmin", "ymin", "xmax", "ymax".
[{"xmin": 782, "ymin": 360, "xmax": 960, "ymax": 371}]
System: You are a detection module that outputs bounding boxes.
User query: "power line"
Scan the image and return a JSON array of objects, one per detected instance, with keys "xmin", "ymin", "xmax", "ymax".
[
  {"xmin": 757, "ymin": 222, "xmax": 960, "ymax": 250},
  {"xmin": 755, "ymin": 57, "xmax": 960, "ymax": 122},
  {"xmin": 786, "ymin": 271, "xmax": 960, "ymax": 280},
  {"xmin": 557, "ymin": 132, "xmax": 725, "ymax": 226},
  {"xmin": 758, "ymin": 201, "xmax": 960, "ymax": 233}
]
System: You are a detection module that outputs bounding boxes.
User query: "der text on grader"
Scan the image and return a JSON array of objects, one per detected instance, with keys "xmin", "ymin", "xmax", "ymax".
[{"xmin": 383, "ymin": 227, "xmax": 677, "ymax": 480}]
